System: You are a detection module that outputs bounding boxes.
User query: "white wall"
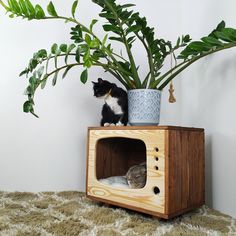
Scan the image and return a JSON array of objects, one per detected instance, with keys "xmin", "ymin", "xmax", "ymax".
[
  {"xmin": 179, "ymin": 0, "xmax": 236, "ymax": 218},
  {"xmin": 0, "ymin": 0, "xmax": 180, "ymax": 192},
  {"xmin": 0, "ymin": 0, "xmax": 235, "ymax": 217}
]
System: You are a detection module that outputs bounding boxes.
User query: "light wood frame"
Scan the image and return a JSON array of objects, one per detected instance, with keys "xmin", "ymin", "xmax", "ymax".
[{"xmin": 86, "ymin": 126, "xmax": 205, "ymax": 219}]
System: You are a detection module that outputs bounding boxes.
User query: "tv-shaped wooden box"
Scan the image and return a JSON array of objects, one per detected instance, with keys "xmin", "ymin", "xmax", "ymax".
[{"xmin": 86, "ymin": 126, "xmax": 205, "ymax": 219}]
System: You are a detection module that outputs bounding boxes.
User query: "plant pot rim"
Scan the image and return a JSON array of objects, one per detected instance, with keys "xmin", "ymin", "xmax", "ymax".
[{"xmin": 128, "ymin": 89, "xmax": 161, "ymax": 92}]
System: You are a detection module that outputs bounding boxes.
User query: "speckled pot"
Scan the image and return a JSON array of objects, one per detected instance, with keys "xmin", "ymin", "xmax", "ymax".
[{"xmin": 128, "ymin": 89, "xmax": 161, "ymax": 126}]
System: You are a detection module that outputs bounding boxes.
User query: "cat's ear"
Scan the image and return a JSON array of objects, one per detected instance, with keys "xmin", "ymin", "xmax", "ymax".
[
  {"xmin": 98, "ymin": 78, "xmax": 103, "ymax": 83},
  {"xmin": 92, "ymin": 81, "xmax": 96, "ymax": 85}
]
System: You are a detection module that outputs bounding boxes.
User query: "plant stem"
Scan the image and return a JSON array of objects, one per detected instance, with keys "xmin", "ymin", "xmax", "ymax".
[
  {"xmin": 141, "ymin": 71, "xmax": 151, "ymax": 88},
  {"xmin": 106, "ymin": 69, "xmax": 130, "ymax": 89},
  {"xmin": 45, "ymin": 15, "xmax": 131, "ymax": 80},
  {"xmin": 104, "ymin": 0, "xmax": 141, "ymax": 88},
  {"xmin": 133, "ymin": 32, "xmax": 155, "ymax": 88},
  {"xmin": 158, "ymin": 42, "xmax": 236, "ymax": 90},
  {"xmin": 150, "ymin": 60, "xmax": 188, "ymax": 89},
  {"xmin": 41, "ymin": 60, "xmax": 132, "ymax": 89}
]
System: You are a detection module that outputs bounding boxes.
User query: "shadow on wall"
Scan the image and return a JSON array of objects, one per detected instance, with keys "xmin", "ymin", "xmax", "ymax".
[
  {"xmin": 180, "ymin": 52, "xmax": 236, "ymax": 217},
  {"xmin": 195, "ymin": 54, "xmax": 236, "ymax": 120},
  {"xmin": 205, "ymin": 134, "xmax": 213, "ymax": 208}
]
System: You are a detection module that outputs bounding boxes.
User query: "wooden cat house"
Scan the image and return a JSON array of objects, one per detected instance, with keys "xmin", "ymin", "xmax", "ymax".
[{"xmin": 86, "ymin": 126, "xmax": 205, "ymax": 219}]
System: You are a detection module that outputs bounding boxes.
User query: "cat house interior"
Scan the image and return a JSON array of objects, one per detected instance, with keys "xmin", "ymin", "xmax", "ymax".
[{"xmin": 96, "ymin": 137, "xmax": 147, "ymax": 189}]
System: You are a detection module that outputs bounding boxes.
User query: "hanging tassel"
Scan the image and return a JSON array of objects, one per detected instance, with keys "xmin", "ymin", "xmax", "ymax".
[
  {"xmin": 168, "ymin": 53, "xmax": 176, "ymax": 103},
  {"xmin": 169, "ymin": 81, "xmax": 176, "ymax": 103}
]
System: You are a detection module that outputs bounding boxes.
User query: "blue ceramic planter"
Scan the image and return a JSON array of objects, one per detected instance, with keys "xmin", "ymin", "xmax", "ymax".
[{"xmin": 128, "ymin": 89, "xmax": 162, "ymax": 126}]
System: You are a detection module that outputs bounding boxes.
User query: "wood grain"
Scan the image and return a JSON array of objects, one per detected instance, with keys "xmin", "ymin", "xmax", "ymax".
[
  {"xmin": 87, "ymin": 129, "xmax": 166, "ymax": 214},
  {"xmin": 86, "ymin": 126, "xmax": 205, "ymax": 219},
  {"xmin": 166, "ymin": 129, "xmax": 205, "ymax": 215}
]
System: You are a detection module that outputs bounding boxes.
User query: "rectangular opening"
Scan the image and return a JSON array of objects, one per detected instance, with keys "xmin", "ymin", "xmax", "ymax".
[{"xmin": 95, "ymin": 137, "xmax": 147, "ymax": 189}]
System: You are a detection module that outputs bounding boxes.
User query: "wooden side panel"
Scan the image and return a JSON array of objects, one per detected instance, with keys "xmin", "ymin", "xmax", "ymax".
[
  {"xmin": 87, "ymin": 129, "xmax": 166, "ymax": 214},
  {"xmin": 167, "ymin": 130, "xmax": 205, "ymax": 214}
]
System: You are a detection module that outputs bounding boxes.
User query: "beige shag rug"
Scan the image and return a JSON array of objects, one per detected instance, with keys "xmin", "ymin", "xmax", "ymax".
[{"xmin": 0, "ymin": 191, "xmax": 235, "ymax": 236}]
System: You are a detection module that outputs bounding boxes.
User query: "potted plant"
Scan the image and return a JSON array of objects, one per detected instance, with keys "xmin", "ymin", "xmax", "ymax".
[{"xmin": 1, "ymin": 0, "xmax": 236, "ymax": 125}]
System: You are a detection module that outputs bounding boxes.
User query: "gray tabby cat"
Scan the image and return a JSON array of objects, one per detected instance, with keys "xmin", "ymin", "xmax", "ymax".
[{"xmin": 126, "ymin": 162, "xmax": 147, "ymax": 189}]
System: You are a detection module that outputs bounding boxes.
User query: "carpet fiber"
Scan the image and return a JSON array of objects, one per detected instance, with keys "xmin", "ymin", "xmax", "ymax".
[{"xmin": 0, "ymin": 191, "xmax": 235, "ymax": 236}]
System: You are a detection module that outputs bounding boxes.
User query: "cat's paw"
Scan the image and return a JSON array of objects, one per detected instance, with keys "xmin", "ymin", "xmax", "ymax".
[
  {"xmin": 110, "ymin": 123, "xmax": 115, "ymax": 126},
  {"xmin": 116, "ymin": 122, "xmax": 124, "ymax": 126},
  {"xmin": 104, "ymin": 123, "xmax": 110, "ymax": 127}
]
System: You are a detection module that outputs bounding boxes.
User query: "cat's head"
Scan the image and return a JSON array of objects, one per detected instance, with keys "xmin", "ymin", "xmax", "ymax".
[{"xmin": 92, "ymin": 78, "xmax": 114, "ymax": 98}]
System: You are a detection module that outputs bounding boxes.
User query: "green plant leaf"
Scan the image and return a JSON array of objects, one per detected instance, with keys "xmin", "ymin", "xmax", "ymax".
[
  {"xmin": 99, "ymin": 12, "xmax": 116, "ymax": 19},
  {"xmin": 188, "ymin": 41, "xmax": 212, "ymax": 52},
  {"xmin": 85, "ymin": 34, "xmax": 92, "ymax": 45},
  {"xmin": 83, "ymin": 47, "xmax": 90, "ymax": 61},
  {"xmin": 127, "ymin": 36, "xmax": 136, "ymax": 44},
  {"xmin": 41, "ymin": 75, "xmax": 48, "ymax": 89},
  {"xmin": 102, "ymin": 34, "xmax": 108, "ymax": 47},
  {"xmin": 25, "ymin": 0, "xmax": 35, "ymax": 17},
  {"xmin": 52, "ymin": 71, "xmax": 59, "ymax": 86},
  {"xmin": 89, "ymin": 39, "xmax": 100, "ymax": 48},
  {"xmin": 23, "ymin": 101, "xmax": 32, "ymax": 113},
  {"xmin": 75, "ymin": 46, "xmax": 80, "ymax": 63},
  {"xmin": 126, "ymin": 24, "xmax": 142, "ymax": 34},
  {"xmin": 62, "ymin": 65, "xmax": 73, "ymax": 79},
  {"xmin": 103, "ymin": 24, "xmax": 121, "ymax": 34},
  {"xmin": 80, "ymin": 68, "xmax": 88, "ymax": 84},
  {"xmin": 37, "ymin": 49, "xmax": 47, "ymax": 58},
  {"xmin": 216, "ymin": 20, "xmax": 225, "ymax": 32},
  {"xmin": 19, "ymin": 68, "xmax": 29, "ymax": 77},
  {"xmin": 54, "ymin": 48, "xmax": 61, "ymax": 68},
  {"xmin": 29, "ymin": 75, "xmax": 37, "ymax": 85},
  {"xmin": 60, "ymin": 44, "xmax": 67, "ymax": 53},
  {"xmin": 47, "ymin": 1, "xmax": 58, "ymax": 17},
  {"xmin": 120, "ymin": 4, "xmax": 135, "ymax": 9},
  {"xmin": 183, "ymin": 34, "xmax": 191, "ymax": 43},
  {"xmin": 71, "ymin": 0, "xmax": 78, "ymax": 18},
  {"xmin": 222, "ymin": 28, "xmax": 236, "ymax": 41},
  {"xmin": 51, "ymin": 43, "xmax": 58, "ymax": 54},
  {"xmin": 68, "ymin": 44, "xmax": 76, "ymax": 52},
  {"xmin": 35, "ymin": 4, "xmax": 45, "ymax": 19},
  {"xmin": 9, "ymin": 0, "xmax": 21, "ymax": 13},
  {"xmin": 176, "ymin": 37, "xmax": 180, "ymax": 47},
  {"xmin": 18, "ymin": 0, "xmax": 28, "ymax": 16},
  {"xmin": 214, "ymin": 31, "xmax": 232, "ymax": 42},
  {"xmin": 90, "ymin": 19, "xmax": 98, "ymax": 32},
  {"xmin": 201, "ymin": 36, "xmax": 223, "ymax": 46},
  {"xmin": 65, "ymin": 44, "xmax": 76, "ymax": 64},
  {"xmin": 29, "ymin": 58, "xmax": 38, "ymax": 71},
  {"xmin": 37, "ymin": 66, "xmax": 44, "ymax": 78},
  {"xmin": 81, "ymin": 26, "xmax": 90, "ymax": 33},
  {"xmin": 7, "ymin": 0, "xmax": 14, "ymax": 12},
  {"xmin": 84, "ymin": 59, "xmax": 92, "ymax": 68},
  {"xmin": 109, "ymin": 36, "xmax": 123, "ymax": 43},
  {"xmin": 70, "ymin": 25, "xmax": 83, "ymax": 43}
]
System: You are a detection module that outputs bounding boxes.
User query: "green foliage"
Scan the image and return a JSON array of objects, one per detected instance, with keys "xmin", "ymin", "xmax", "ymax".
[
  {"xmin": 47, "ymin": 1, "xmax": 57, "ymax": 17},
  {"xmin": 1, "ymin": 0, "xmax": 236, "ymax": 117},
  {"xmin": 178, "ymin": 21, "xmax": 236, "ymax": 60},
  {"xmin": 80, "ymin": 68, "xmax": 88, "ymax": 84},
  {"xmin": 71, "ymin": 0, "xmax": 78, "ymax": 18}
]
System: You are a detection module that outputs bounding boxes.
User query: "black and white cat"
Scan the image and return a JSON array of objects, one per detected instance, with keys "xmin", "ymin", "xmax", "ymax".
[{"xmin": 92, "ymin": 78, "xmax": 128, "ymax": 126}]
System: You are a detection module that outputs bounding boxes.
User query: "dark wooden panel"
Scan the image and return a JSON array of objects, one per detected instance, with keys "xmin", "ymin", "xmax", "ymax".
[{"xmin": 167, "ymin": 129, "xmax": 205, "ymax": 214}]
